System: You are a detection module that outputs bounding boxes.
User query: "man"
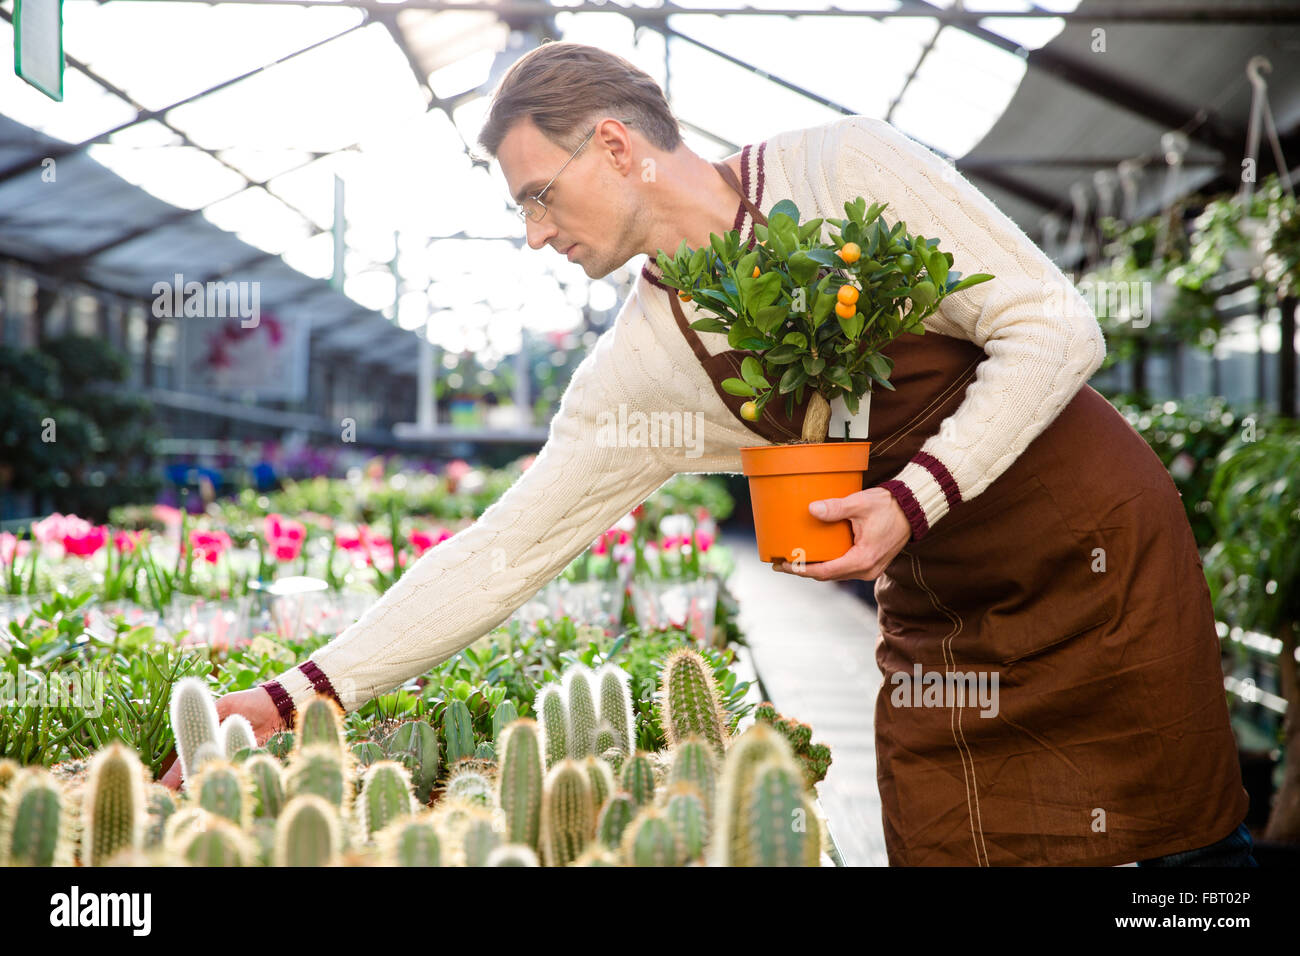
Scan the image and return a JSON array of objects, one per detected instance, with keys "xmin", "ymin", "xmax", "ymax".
[{"xmin": 164, "ymin": 41, "xmax": 1251, "ymax": 868}]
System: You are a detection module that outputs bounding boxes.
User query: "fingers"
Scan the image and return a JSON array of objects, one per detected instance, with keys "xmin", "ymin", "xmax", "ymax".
[{"xmin": 160, "ymin": 759, "xmax": 183, "ymax": 793}]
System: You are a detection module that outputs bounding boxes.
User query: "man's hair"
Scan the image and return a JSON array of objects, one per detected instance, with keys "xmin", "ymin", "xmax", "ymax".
[{"xmin": 476, "ymin": 41, "xmax": 682, "ymax": 159}]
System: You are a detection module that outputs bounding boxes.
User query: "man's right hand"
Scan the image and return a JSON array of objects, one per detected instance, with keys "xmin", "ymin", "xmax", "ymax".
[{"xmin": 159, "ymin": 687, "xmax": 287, "ymax": 792}]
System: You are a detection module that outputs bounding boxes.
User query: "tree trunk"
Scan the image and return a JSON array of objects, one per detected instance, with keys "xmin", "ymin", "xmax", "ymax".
[
  {"xmin": 1264, "ymin": 617, "xmax": 1300, "ymax": 843},
  {"xmin": 801, "ymin": 390, "xmax": 831, "ymax": 444}
]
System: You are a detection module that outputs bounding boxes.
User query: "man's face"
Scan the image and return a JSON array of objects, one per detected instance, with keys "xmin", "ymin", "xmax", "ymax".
[{"xmin": 497, "ymin": 117, "xmax": 642, "ymax": 279}]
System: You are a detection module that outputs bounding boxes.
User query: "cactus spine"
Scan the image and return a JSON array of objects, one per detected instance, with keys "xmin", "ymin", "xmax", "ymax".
[
  {"xmin": 664, "ymin": 786, "xmax": 709, "ymax": 862},
  {"xmin": 296, "ymin": 694, "xmax": 345, "ymax": 754},
  {"xmin": 220, "ymin": 714, "xmax": 257, "ymax": 760},
  {"xmin": 194, "ymin": 760, "xmax": 248, "ymax": 828},
  {"xmin": 620, "ymin": 809, "xmax": 681, "ymax": 867},
  {"xmin": 168, "ymin": 676, "xmax": 220, "ymax": 783},
  {"xmin": 712, "ymin": 722, "xmax": 808, "ymax": 866},
  {"xmin": 537, "ymin": 683, "xmax": 568, "ymax": 768},
  {"xmin": 275, "ymin": 795, "xmax": 340, "ymax": 866},
  {"xmin": 620, "ymin": 752, "xmax": 655, "ymax": 807},
  {"xmin": 445, "ymin": 769, "xmax": 493, "ymax": 807},
  {"xmin": 245, "ymin": 754, "xmax": 285, "ymax": 819},
  {"xmin": 177, "ymin": 817, "xmax": 253, "ymax": 867},
  {"xmin": 81, "ymin": 743, "xmax": 145, "ymax": 867},
  {"xmin": 540, "ymin": 759, "xmax": 595, "ymax": 867},
  {"xmin": 596, "ymin": 792, "xmax": 638, "ymax": 850},
  {"xmin": 359, "ymin": 760, "xmax": 414, "ymax": 836},
  {"xmin": 667, "ymin": 737, "xmax": 718, "ymax": 817},
  {"xmin": 659, "ymin": 647, "xmax": 727, "ymax": 760},
  {"xmin": 596, "ymin": 663, "xmax": 635, "ymax": 756},
  {"xmin": 735, "ymin": 758, "xmax": 814, "ymax": 866},
  {"xmin": 443, "ymin": 699, "xmax": 476, "ymax": 766},
  {"xmin": 380, "ymin": 816, "xmax": 442, "ymax": 866},
  {"xmin": 286, "ymin": 745, "xmax": 349, "ymax": 812},
  {"xmin": 496, "ymin": 719, "xmax": 543, "ymax": 852},
  {"xmin": 564, "ymin": 666, "xmax": 598, "ymax": 758},
  {"xmin": 0, "ymin": 769, "xmax": 71, "ymax": 866}
]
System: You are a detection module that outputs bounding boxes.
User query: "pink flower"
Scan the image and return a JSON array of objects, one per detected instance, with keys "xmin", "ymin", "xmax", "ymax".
[
  {"xmin": 188, "ymin": 529, "xmax": 232, "ymax": 564},
  {"xmin": 152, "ymin": 505, "xmax": 183, "ymax": 529},
  {"xmin": 113, "ymin": 530, "xmax": 144, "ymax": 554},
  {"xmin": 0, "ymin": 532, "xmax": 16, "ymax": 564},
  {"xmin": 32, "ymin": 513, "xmax": 69, "ymax": 546},
  {"xmin": 693, "ymin": 529, "xmax": 714, "ymax": 553},
  {"xmin": 659, "ymin": 535, "xmax": 688, "ymax": 552},
  {"xmin": 409, "ymin": 527, "xmax": 452, "ymax": 556},
  {"xmin": 264, "ymin": 513, "xmax": 306, "ymax": 562},
  {"xmin": 445, "ymin": 459, "xmax": 472, "ymax": 492}
]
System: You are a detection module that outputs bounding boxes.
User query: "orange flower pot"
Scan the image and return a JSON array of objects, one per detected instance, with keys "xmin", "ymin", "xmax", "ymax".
[{"xmin": 739, "ymin": 442, "xmax": 871, "ymax": 563}]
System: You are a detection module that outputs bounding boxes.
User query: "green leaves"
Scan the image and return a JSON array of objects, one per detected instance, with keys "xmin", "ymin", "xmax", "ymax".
[
  {"xmin": 740, "ymin": 356, "xmax": 770, "ymax": 390},
  {"xmin": 721, "ymin": 377, "xmax": 755, "ymax": 397}
]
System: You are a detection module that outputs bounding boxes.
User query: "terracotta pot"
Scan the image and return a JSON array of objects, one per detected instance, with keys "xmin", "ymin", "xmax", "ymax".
[{"xmin": 739, "ymin": 442, "xmax": 871, "ymax": 563}]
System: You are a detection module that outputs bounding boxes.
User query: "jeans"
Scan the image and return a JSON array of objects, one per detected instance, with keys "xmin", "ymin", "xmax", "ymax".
[{"xmin": 1136, "ymin": 821, "xmax": 1259, "ymax": 867}]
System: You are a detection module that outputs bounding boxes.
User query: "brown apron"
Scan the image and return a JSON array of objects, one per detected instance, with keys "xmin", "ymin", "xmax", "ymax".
[{"xmin": 659, "ymin": 161, "xmax": 1249, "ymax": 866}]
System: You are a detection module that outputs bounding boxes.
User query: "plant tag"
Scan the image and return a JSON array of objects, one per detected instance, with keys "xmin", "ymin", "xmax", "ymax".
[{"xmin": 828, "ymin": 389, "xmax": 870, "ymax": 439}]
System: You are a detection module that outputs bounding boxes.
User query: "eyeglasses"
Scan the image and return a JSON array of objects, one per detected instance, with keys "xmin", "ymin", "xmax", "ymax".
[{"xmin": 514, "ymin": 118, "xmax": 634, "ymax": 223}]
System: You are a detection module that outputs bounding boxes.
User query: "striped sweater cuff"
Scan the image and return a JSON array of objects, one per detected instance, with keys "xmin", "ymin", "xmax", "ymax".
[
  {"xmin": 880, "ymin": 452, "xmax": 963, "ymax": 542},
  {"xmin": 261, "ymin": 657, "xmax": 348, "ymax": 728}
]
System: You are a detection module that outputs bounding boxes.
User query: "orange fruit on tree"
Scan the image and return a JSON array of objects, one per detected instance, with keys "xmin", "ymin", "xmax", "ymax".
[
  {"xmin": 838, "ymin": 241, "xmax": 861, "ymax": 264},
  {"xmin": 834, "ymin": 301, "xmax": 856, "ymax": 319},
  {"xmin": 740, "ymin": 400, "xmax": 759, "ymax": 421},
  {"xmin": 752, "ymin": 266, "xmax": 761, "ymax": 278},
  {"xmin": 837, "ymin": 284, "xmax": 859, "ymax": 305},
  {"xmin": 678, "ymin": 291, "xmax": 692, "ymax": 302}
]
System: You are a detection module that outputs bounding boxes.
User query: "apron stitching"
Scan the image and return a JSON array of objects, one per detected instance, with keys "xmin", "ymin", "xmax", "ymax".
[
  {"xmin": 907, "ymin": 550, "xmax": 990, "ymax": 867},
  {"xmin": 874, "ymin": 358, "xmax": 982, "ymax": 455}
]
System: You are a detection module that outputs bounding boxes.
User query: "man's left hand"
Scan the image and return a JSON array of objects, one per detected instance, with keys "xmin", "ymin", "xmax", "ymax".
[{"xmin": 772, "ymin": 487, "xmax": 912, "ymax": 582}]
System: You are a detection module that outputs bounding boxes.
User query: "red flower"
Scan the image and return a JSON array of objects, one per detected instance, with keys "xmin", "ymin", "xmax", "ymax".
[
  {"xmin": 188, "ymin": 529, "xmax": 232, "ymax": 564},
  {"xmin": 409, "ymin": 527, "xmax": 453, "ymax": 556},
  {"xmin": 264, "ymin": 513, "xmax": 306, "ymax": 562},
  {"xmin": 113, "ymin": 529, "xmax": 145, "ymax": 554},
  {"xmin": 693, "ymin": 529, "xmax": 714, "ymax": 553},
  {"xmin": 63, "ymin": 523, "xmax": 108, "ymax": 558}
]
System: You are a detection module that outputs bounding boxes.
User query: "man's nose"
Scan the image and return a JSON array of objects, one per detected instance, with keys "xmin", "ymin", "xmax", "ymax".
[{"xmin": 524, "ymin": 216, "xmax": 558, "ymax": 251}]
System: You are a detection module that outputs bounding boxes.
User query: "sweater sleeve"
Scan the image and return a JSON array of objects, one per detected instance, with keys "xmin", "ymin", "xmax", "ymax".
[
  {"xmin": 260, "ymin": 303, "xmax": 678, "ymax": 721},
  {"xmin": 834, "ymin": 115, "xmax": 1106, "ymax": 541}
]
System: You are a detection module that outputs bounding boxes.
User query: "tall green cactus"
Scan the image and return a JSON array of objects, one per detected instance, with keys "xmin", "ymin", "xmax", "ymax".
[
  {"xmin": 177, "ymin": 817, "xmax": 253, "ymax": 867},
  {"xmin": 359, "ymin": 761, "xmax": 414, "ymax": 837},
  {"xmin": 445, "ymin": 769, "xmax": 493, "ymax": 807},
  {"xmin": 81, "ymin": 742, "xmax": 145, "ymax": 867},
  {"xmin": 0, "ymin": 769, "xmax": 71, "ymax": 866},
  {"xmin": 620, "ymin": 752, "xmax": 655, "ymax": 807},
  {"xmin": 220, "ymin": 715, "xmax": 257, "ymax": 760},
  {"xmin": 596, "ymin": 663, "xmax": 635, "ymax": 756},
  {"xmin": 296, "ymin": 695, "xmax": 346, "ymax": 755},
  {"xmin": 668, "ymin": 737, "xmax": 718, "ymax": 817},
  {"xmin": 443, "ymin": 699, "xmax": 476, "ymax": 766},
  {"xmin": 462, "ymin": 812, "xmax": 501, "ymax": 867},
  {"xmin": 491, "ymin": 700, "xmax": 519, "ymax": 741},
  {"xmin": 168, "ymin": 676, "xmax": 220, "ymax": 783},
  {"xmin": 245, "ymin": 754, "xmax": 285, "ymax": 819},
  {"xmin": 664, "ymin": 785, "xmax": 709, "ymax": 862},
  {"xmin": 540, "ymin": 759, "xmax": 595, "ymax": 867},
  {"xmin": 734, "ymin": 758, "xmax": 814, "ymax": 866},
  {"xmin": 383, "ymin": 719, "xmax": 440, "ymax": 805},
  {"xmin": 497, "ymin": 719, "xmax": 543, "ymax": 853},
  {"xmin": 194, "ymin": 760, "xmax": 248, "ymax": 828},
  {"xmin": 620, "ymin": 809, "xmax": 681, "ymax": 867},
  {"xmin": 583, "ymin": 755, "xmax": 615, "ymax": 815},
  {"xmin": 381, "ymin": 816, "xmax": 442, "ymax": 866},
  {"xmin": 286, "ymin": 745, "xmax": 349, "ymax": 812},
  {"xmin": 659, "ymin": 647, "xmax": 727, "ymax": 760},
  {"xmin": 143, "ymin": 784, "xmax": 176, "ymax": 849},
  {"xmin": 596, "ymin": 792, "xmax": 638, "ymax": 850},
  {"xmin": 537, "ymin": 683, "xmax": 568, "ymax": 769},
  {"xmin": 711, "ymin": 723, "xmax": 808, "ymax": 866},
  {"xmin": 275, "ymin": 795, "xmax": 340, "ymax": 867},
  {"xmin": 484, "ymin": 844, "xmax": 539, "ymax": 866},
  {"xmin": 564, "ymin": 666, "xmax": 598, "ymax": 758}
]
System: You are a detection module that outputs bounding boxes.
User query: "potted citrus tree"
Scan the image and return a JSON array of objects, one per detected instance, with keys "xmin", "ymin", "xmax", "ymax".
[{"xmin": 654, "ymin": 197, "xmax": 991, "ymax": 562}]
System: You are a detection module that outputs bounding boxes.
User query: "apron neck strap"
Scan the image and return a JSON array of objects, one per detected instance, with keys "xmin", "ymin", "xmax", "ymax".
[{"xmin": 712, "ymin": 159, "xmax": 767, "ymax": 227}]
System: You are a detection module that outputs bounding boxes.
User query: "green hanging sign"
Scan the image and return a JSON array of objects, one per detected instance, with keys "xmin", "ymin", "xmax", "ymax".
[{"xmin": 14, "ymin": 0, "xmax": 65, "ymax": 102}]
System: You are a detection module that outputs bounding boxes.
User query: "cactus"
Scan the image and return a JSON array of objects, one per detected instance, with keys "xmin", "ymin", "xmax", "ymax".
[
  {"xmin": 168, "ymin": 676, "xmax": 220, "ymax": 783},
  {"xmin": 734, "ymin": 757, "xmax": 815, "ymax": 866},
  {"xmin": 537, "ymin": 683, "xmax": 568, "ymax": 769},
  {"xmin": 378, "ymin": 815, "xmax": 442, "ymax": 866},
  {"xmin": 220, "ymin": 715, "xmax": 257, "ymax": 760},
  {"xmin": 664, "ymin": 785, "xmax": 709, "ymax": 862},
  {"xmin": 620, "ymin": 752, "xmax": 655, "ymax": 807},
  {"xmin": 359, "ymin": 761, "xmax": 414, "ymax": 836},
  {"xmin": 266, "ymin": 731, "xmax": 294, "ymax": 759},
  {"xmin": 275, "ymin": 795, "xmax": 340, "ymax": 866},
  {"xmin": 194, "ymin": 760, "xmax": 247, "ymax": 827},
  {"xmin": 162, "ymin": 806, "xmax": 210, "ymax": 850},
  {"xmin": 351, "ymin": 741, "xmax": 385, "ymax": 767},
  {"xmin": 80, "ymin": 743, "xmax": 145, "ymax": 867},
  {"xmin": 474, "ymin": 741, "xmax": 496, "ymax": 761},
  {"xmin": 484, "ymin": 843, "xmax": 539, "ymax": 866},
  {"xmin": 383, "ymin": 719, "xmax": 440, "ymax": 805},
  {"xmin": 711, "ymin": 723, "xmax": 808, "ymax": 866},
  {"xmin": 286, "ymin": 745, "xmax": 349, "ymax": 812},
  {"xmin": 143, "ymin": 784, "xmax": 176, "ymax": 848},
  {"xmin": 594, "ymin": 724, "xmax": 617, "ymax": 757},
  {"xmin": 620, "ymin": 809, "xmax": 681, "ymax": 867},
  {"xmin": 802, "ymin": 794, "xmax": 824, "ymax": 866},
  {"xmin": 667, "ymin": 737, "xmax": 718, "ymax": 817},
  {"xmin": 443, "ymin": 699, "xmax": 476, "ymax": 766},
  {"xmin": 596, "ymin": 663, "xmax": 635, "ymax": 756},
  {"xmin": 752, "ymin": 701, "xmax": 832, "ymax": 787},
  {"xmin": 540, "ymin": 759, "xmax": 595, "ymax": 867},
  {"xmin": 599, "ymin": 746, "xmax": 626, "ymax": 777},
  {"xmin": 596, "ymin": 792, "xmax": 638, "ymax": 850},
  {"xmin": 491, "ymin": 700, "xmax": 519, "ymax": 741},
  {"xmin": 659, "ymin": 647, "xmax": 727, "ymax": 760},
  {"xmin": 177, "ymin": 817, "xmax": 253, "ymax": 866},
  {"xmin": 496, "ymin": 719, "xmax": 544, "ymax": 852},
  {"xmin": 296, "ymin": 694, "xmax": 346, "ymax": 754},
  {"xmin": 445, "ymin": 769, "xmax": 494, "ymax": 807},
  {"xmin": 462, "ymin": 813, "xmax": 501, "ymax": 866},
  {"xmin": 0, "ymin": 757, "xmax": 19, "ymax": 792},
  {"xmin": 564, "ymin": 665, "xmax": 598, "ymax": 758},
  {"xmin": 0, "ymin": 769, "xmax": 71, "ymax": 866},
  {"xmin": 245, "ymin": 754, "xmax": 285, "ymax": 819},
  {"xmin": 583, "ymin": 755, "xmax": 615, "ymax": 814},
  {"xmin": 572, "ymin": 845, "xmax": 620, "ymax": 866}
]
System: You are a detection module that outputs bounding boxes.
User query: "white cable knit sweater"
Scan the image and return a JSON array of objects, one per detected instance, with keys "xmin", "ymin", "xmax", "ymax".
[{"xmin": 263, "ymin": 113, "xmax": 1105, "ymax": 718}]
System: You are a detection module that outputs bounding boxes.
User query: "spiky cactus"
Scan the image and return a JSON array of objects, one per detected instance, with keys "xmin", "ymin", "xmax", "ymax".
[
  {"xmin": 537, "ymin": 683, "xmax": 568, "ymax": 769},
  {"xmin": 445, "ymin": 769, "xmax": 494, "ymax": 807},
  {"xmin": 162, "ymin": 806, "xmax": 210, "ymax": 850},
  {"xmin": 245, "ymin": 754, "xmax": 285, "ymax": 819},
  {"xmin": 266, "ymin": 731, "xmax": 294, "ymax": 759},
  {"xmin": 712, "ymin": 723, "xmax": 810, "ymax": 866},
  {"xmin": 81, "ymin": 743, "xmax": 145, "ymax": 867},
  {"xmin": 462, "ymin": 812, "xmax": 501, "ymax": 866},
  {"xmin": 220, "ymin": 715, "xmax": 257, "ymax": 760},
  {"xmin": 573, "ymin": 845, "xmax": 620, "ymax": 866},
  {"xmin": 351, "ymin": 741, "xmax": 385, "ymax": 768},
  {"xmin": 380, "ymin": 816, "xmax": 443, "ymax": 866},
  {"xmin": 194, "ymin": 760, "xmax": 248, "ymax": 828},
  {"xmin": 491, "ymin": 700, "xmax": 519, "ymax": 741},
  {"xmin": 143, "ymin": 784, "xmax": 176, "ymax": 849},
  {"xmin": 474, "ymin": 741, "xmax": 496, "ymax": 761},
  {"xmin": 286, "ymin": 745, "xmax": 349, "ymax": 812},
  {"xmin": 497, "ymin": 719, "xmax": 543, "ymax": 853},
  {"xmin": 484, "ymin": 844, "xmax": 539, "ymax": 866},
  {"xmin": 664, "ymin": 785, "xmax": 709, "ymax": 862},
  {"xmin": 620, "ymin": 752, "xmax": 655, "ymax": 807},
  {"xmin": 383, "ymin": 719, "xmax": 439, "ymax": 804},
  {"xmin": 752, "ymin": 701, "xmax": 833, "ymax": 787},
  {"xmin": 620, "ymin": 809, "xmax": 681, "ymax": 866},
  {"xmin": 169, "ymin": 676, "xmax": 220, "ymax": 783},
  {"xmin": 668, "ymin": 737, "xmax": 718, "ymax": 817},
  {"xmin": 564, "ymin": 665, "xmax": 598, "ymax": 758},
  {"xmin": 540, "ymin": 759, "xmax": 595, "ymax": 867},
  {"xmin": 177, "ymin": 816, "xmax": 253, "ymax": 867},
  {"xmin": 734, "ymin": 758, "xmax": 815, "ymax": 866},
  {"xmin": 0, "ymin": 769, "xmax": 72, "ymax": 866},
  {"xmin": 443, "ymin": 699, "xmax": 476, "ymax": 766},
  {"xmin": 275, "ymin": 795, "xmax": 340, "ymax": 866},
  {"xmin": 584, "ymin": 755, "xmax": 615, "ymax": 814},
  {"xmin": 296, "ymin": 694, "xmax": 346, "ymax": 754},
  {"xmin": 599, "ymin": 746, "xmax": 626, "ymax": 777},
  {"xmin": 659, "ymin": 647, "xmax": 727, "ymax": 760},
  {"xmin": 358, "ymin": 761, "xmax": 414, "ymax": 837},
  {"xmin": 596, "ymin": 792, "xmax": 638, "ymax": 850},
  {"xmin": 596, "ymin": 663, "xmax": 635, "ymax": 756}
]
